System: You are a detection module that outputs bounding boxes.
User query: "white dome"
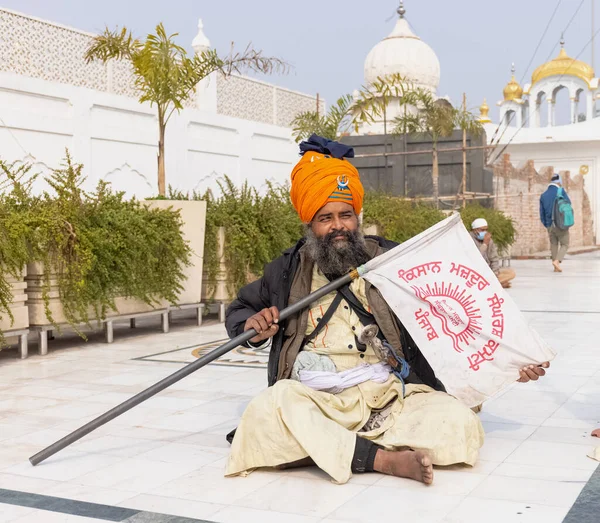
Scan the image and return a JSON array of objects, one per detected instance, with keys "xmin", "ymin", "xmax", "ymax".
[
  {"xmin": 364, "ymin": 17, "xmax": 440, "ymax": 93},
  {"xmin": 192, "ymin": 18, "xmax": 211, "ymax": 55}
]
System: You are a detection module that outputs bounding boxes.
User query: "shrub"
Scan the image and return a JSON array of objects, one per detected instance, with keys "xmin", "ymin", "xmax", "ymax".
[
  {"xmin": 151, "ymin": 178, "xmax": 303, "ymax": 298},
  {"xmin": 149, "ymin": 182, "xmax": 518, "ymax": 298},
  {"xmin": 0, "ymin": 153, "xmax": 191, "ymax": 340},
  {"xmin": 459, "ymin": 203, "xmax": 516, "ymax": 252},
  {"xmin": 363, "ymin": 192, "xmax": 446, "ymax": 243}
]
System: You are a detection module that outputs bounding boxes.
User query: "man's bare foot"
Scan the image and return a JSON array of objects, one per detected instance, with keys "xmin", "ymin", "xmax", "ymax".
[
  {"xmin": 552, "ymin": 260, "xmax": 562, "ymax": 272},
  {"xmin": 592, "ymin": 429, "xmax": 600, "ymax": 438},
  {"xmin": 373, "ymin": 449, "xmax": 433, "ymax": 485}
]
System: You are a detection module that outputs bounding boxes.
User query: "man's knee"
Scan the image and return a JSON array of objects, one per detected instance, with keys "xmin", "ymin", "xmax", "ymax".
[{"xmin": 268, "ymin": 379, "xmax": 310, "ymax": 405}]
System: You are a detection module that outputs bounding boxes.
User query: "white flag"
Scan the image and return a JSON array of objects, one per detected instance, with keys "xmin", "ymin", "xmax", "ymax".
[{"xmin": 362, "ymin": 213, "xmax": 556, "ymax": 407}]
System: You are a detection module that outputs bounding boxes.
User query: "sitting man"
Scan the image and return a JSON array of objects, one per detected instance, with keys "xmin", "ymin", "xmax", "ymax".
[
  {"xmin": 471, "ymin": 218, "xmax": 516, "ymax": 288},
  {"xmin": 225, "ymin": 136, "xmax": 547, "ymax": 486}
]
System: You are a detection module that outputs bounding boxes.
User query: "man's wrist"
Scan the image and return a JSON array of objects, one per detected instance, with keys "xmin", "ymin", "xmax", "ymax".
[{"xmin": 247, "ymin": 337, "xmax": 271, "ymax": 349}]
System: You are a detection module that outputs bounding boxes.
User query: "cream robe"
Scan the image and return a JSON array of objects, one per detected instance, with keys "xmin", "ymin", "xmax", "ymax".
[{"xmin": 226, "ymin": 267, "xmax": 485, "ymax": 484}]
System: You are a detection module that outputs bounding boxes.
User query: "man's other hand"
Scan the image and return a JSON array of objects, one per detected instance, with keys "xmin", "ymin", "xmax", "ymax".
[
  {"xmin": 483, "ymin": 232, "xmax": 492, "ymax": 245},
  {"xmin": 244, "ymin": 307, "xmax": 280, "ymax": 343},
  {"xmin": 517, "ymin": 361, "xmax": 550, "ymax": 382}
]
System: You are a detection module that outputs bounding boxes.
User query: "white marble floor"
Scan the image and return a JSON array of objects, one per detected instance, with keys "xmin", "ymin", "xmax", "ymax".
[{"xmin": 0, "ymin": 256, "xmax": 599, "ymax": 523}]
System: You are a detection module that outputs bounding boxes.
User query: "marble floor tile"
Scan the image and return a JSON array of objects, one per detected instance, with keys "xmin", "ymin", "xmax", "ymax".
[
  {"xmin": 212, "ymin": 505, "xmax": 320, "ymax": 523},
  {"xmin": 5, "ymin": 451, "xmax": 122, "ymax": 482},
  {"xmin": 106, "ymin": 426, "xmax": 194, "ymax": 442},
  {"xmin": 118, "ymin": 493, "xmax": 224, "ymax": 520},
  {"xmin": 149, "ymin": 466, "xmax": 278, "ymax": 505},
  {"xmin": 135, "ymin": 442, "xmax": 225, "ymax": 465},
  {"xmin": 69, "ymin": 435, "xmax": 165, "ymax": 458},
  {"xmin": 470, "ymin": 475, "xmax": 584, "ymax": 507},
  {"xmin": 0, "ymin": 504, "xmax": 34, "ymax": 523},
  {"xmin": 144, "ymin": 411, "xmax": 235, "ymax": 433},
  {"xmin": 492, "ymin": 462, "xmax": 595, "ymax": 483},
  {"xmin": 527, "ymin": 425, "xmax": 599, "ymax": 446},
  {"xmin": 443, "ymin": 498, "xmax": 570, "ymax": 523},
  {"xmin": 0, "ymin": 425, "xmax": 41, "ymax": 443},
  {"xmin": 481, "ymin": 421, "xmax": 539, "ymax": 441},
  {"xmin": 133, "ymin": 395, "xmax": 210, "ymax": 411},
  {"xmin": 326, "ymin": 485, "xmax": 462, "ymax": 523},
  {"xmin": 74, "ymin": 456, "xmax": 199, "ymax": 492},
  {"xmin": 0, "ymin": 396, "xmax": 62, "ymax": 413},
  {"xmin": 233, "ymin": 476, "xmax": 367, "ymax": 519},
  {"xmin": 376, "ymin": 468, "xmax": 488, "ymax": 496},
  {"xmin": 44, "ymin": 482, "xmax": 138, "ymax": 506},
  {"xmin": 0, "ymin": 472, "xmax": 61, "ymax": 493},
  {"xmin": 504, "ymin": 440, "xmax": 598, "ymax": 471},
  {"xmin": 477, "ymin": 437, "xmax": 522, "ymax": 462}
]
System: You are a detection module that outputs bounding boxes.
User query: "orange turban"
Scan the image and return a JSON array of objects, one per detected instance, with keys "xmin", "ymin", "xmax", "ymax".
[{"xmin": 290, "ymin": 137, "xmax": 364, "ymax": 223}]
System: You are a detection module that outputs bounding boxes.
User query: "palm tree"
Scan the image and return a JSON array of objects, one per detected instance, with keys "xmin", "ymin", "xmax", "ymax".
[
  {"xmin": 290, "ymin": 95, "xmax": 353, "ymax": 142},
  {"xmin": 85, "ymin": 24, "xmax": 287, "ymax": 196},
  {"xmin": 351, "ymin": 73, "xmax": 415, "ymax": 175},
  {"xmin": 392, "ymin": 88, "xmax": 483, "ymax": 207}
]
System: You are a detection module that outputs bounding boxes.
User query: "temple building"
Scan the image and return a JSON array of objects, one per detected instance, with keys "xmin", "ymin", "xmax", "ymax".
[{"xmin": 481, "ymin": 36, "xmax": 599, "ymax": 243}]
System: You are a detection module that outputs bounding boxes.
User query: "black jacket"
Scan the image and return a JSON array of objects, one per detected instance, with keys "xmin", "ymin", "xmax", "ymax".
[{"xmin": 226, "ymin": 236, "xmax": 444, "ymax": 391}]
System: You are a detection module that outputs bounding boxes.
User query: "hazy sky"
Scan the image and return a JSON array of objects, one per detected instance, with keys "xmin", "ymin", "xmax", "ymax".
[{"xmin": 3, "ymin": 0, "xmax": 598, "ymax": 124}]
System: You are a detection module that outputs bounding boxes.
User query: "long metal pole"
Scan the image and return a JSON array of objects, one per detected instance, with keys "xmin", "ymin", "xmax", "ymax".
[{"xmin": 29, "ymin": 272, "xmax": 356, "ymax": 466}]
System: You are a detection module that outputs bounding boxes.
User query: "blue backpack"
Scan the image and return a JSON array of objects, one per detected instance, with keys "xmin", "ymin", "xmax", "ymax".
[{"xmin": 552, "ymin": 188, "xmax": 574, "ymax": 230}]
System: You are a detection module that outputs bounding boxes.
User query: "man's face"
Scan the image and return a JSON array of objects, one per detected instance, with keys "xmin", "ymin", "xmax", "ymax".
[
  {"xmin": 305, "ymin": 201, "xmax": 369, "ymax": 278},
  {"xmin": 309, "ymin": 202, "xmax": 359, "ymax": 243},
  {"xmin": 474, "ymin": 226, "xmax": 488, "ymax": 235}
]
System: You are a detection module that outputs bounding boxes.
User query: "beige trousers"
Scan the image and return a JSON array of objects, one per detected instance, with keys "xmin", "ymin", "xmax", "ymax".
[
  {"xmin": 548, "ymin": 226, "xmax": 570, "ymax": 262},
  {"xmin": 226, "ymin": 379, "xmax": 485, "ymax": 484}
]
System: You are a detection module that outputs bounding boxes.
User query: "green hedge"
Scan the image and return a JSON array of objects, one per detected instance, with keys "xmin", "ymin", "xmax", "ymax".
[
  {"xmin": 459, "ymin": 203, "xmax": 516, "ymax": 252},
  {"xmin": 151, "ymin": 181, "xmax": 517, "ymax": 297},
  {"xmin": 363, "ymin": 193, "xmax": 516, "ymax": 252},
  {"xmin": 151, "ymin": 179, "xmax": 304, "ymax": 298},
  {"xmin": 0, "ymin": 153, "xmax": 190, "ymax": 342},
  {"xmin": 362, "ymin": 193, "xmax": 446, "ymax": 243}
]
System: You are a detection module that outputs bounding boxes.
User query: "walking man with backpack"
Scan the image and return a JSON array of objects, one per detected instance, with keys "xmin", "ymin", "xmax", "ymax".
[{"xmin": 539, "ymin": 173, "xmax": 574, "ymax": 273}]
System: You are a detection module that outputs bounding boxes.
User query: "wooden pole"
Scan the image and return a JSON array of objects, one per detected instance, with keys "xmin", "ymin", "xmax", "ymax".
[
  {"xmin": 354, "ymin": 144, "xmax": 495, "ymax": 159},
  {"xmin": 462, "ymin": 93, "xmax": 467, "ymax": 208},
  {"xmin": 593, "ymin": 0, "xmax": 596, "ymax": 73}
]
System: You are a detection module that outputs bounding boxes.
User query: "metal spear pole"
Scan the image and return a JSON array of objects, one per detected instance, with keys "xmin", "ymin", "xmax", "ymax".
[{"xmin": 29, "ymin": 270, "xmax": 360, "ymax": 466}]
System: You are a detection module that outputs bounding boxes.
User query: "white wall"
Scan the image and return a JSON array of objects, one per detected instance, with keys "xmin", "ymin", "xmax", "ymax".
[{"xmin": 0, "ymin": 71, "xmax": 301, "ymax": 198}]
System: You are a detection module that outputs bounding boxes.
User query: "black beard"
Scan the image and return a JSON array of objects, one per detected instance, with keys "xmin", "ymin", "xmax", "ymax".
[{"xmin": 305, "ymin": 226, "xmax": 371, "ymax": 279}]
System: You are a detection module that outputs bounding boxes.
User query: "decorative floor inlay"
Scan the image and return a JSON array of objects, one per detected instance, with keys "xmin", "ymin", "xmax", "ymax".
[
  {"xmin": 134, "ymin": 338, "xmax": 270, "ymax": 369},
  {"xmin": 563, "ymin": 464, "xmax": 600, "ymax": 523},
  {"xmin": 0, "ymin": 489, "xmax": 214, "ymax": 522}
]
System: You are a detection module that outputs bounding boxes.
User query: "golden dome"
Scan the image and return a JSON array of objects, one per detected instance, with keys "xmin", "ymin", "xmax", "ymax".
[
  {"xmin": 479, "ymin": 98, "xmax": 491, "ymax": 123},
  {"xmin": 532, "ymin": 43, "xmax": 595, "ymax": 86},
  {"xmin": 503, "ymin": 64, "xmax": 523, "ymax": 101}
]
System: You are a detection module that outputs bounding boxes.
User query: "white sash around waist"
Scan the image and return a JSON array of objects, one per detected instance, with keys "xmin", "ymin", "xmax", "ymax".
[{"xmin": 299, "ymin": 362, "xmax": 392, "ymax": 395}]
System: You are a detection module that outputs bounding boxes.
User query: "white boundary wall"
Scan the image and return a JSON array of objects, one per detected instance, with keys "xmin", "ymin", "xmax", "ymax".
[
  {"xmin": 0, "ymin": 71, "xmax": 301, "ymax": 198},
  {"xmin": 0, "ymin": 8, "xmax": 324, "ymax": 198}
]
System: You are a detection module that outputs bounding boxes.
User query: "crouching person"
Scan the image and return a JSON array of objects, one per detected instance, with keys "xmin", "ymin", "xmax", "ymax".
[{"xmin": 471, "ymin": 218, "xmax": 515, "ymax": 288}]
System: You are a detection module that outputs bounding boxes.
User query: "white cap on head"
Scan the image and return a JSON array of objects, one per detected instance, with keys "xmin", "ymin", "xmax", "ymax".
[{"xmin": 471, "ymin": 218, "xmax": 488, "ymax": 230}]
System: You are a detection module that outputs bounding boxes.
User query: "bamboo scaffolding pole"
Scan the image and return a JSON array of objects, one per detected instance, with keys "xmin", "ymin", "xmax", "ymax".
[
  {"xmin": 461, "ymin": 93, "xmax": 468, "ymax": 208},
  {"xmin": 397, "ymin": 191, "xmax": 544, "ymax": 203},
  {"xmin": 354, "ymin": 144, "xmax": 496, "ymax": 159}
]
